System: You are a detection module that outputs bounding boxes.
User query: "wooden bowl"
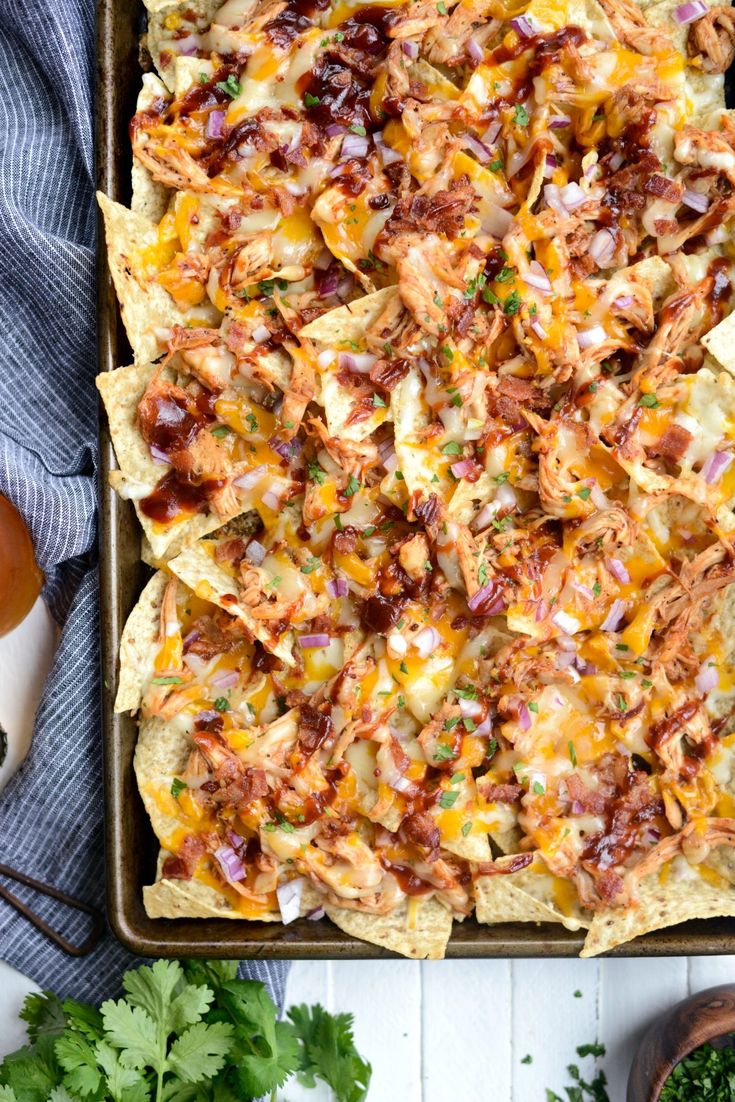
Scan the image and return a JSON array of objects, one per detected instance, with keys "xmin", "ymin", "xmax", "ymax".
[{"xmin": 627, "ymin": 983, "xmax": 735, "ymax": 1101}]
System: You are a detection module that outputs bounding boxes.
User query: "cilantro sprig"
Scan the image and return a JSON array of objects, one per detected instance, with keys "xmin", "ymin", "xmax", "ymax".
[{"xmin": 0, "ymin": 959, "xmax": 372, "ymax": 1102}]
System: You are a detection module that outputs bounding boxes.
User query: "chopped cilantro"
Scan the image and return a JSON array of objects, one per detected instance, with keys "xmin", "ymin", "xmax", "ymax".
[
  {"xmin": 308, "ymin": 460, "xmax": 326, "ymax": 484},
  {"xmin": 528, "ymin": 701, "xmax": 539, "ymax": 713},
  {"xmin": 495, "ymin": 265, "xmax": 515, "ymax": 283},
  {"xmin": 439, "ymin": 789, "xmax": 458, "ymax": 809},
  {"xmin": 304, "ymin": 92, "xmax": 321, "ymax": 107},
  {"xmin": 151, "ymin": 676, "xmax": 183, "ymax": 686},
  {"xmin": 350, "ymin": 123, "xmax": 367, "ymax": 136},
  {"xmin": 638, "ymin": 393, "xmax": 660, "ymax": 408},
  {"xmin": 503, "ymin": 290, "xmax": 523, "ymax": 316},
  {"xmin": 514, "ymin": 103, "xmax": 529, "ymax": 126},
  {"xmin": 171, "ymin": 777, "xmax": 187, "ymax": 798},
  {"xmin": 214, "ymin": 697, "xmax": 231, "ymax": 712},
  {"xmin": 461, "ymin": 821, "xmax": 473, "ymax": 836},
  {"xmin": 577, "ymin": 486, "xmax": 592, "ymax": 500},
  {"xmin": 532, "ymin": 780, "xmax": 545, "ymax": 795},
  {"xmin": 216, "ymin": 73, "xmax": 241, "ymax": 98},
  {"xmin": 441, "ymin": 441, "xmax": 462, "ymax": 455},
  {"xmin": 211, "ymin": 425, "xmax": 230, "ymax": 438},
  {"xmin": 373, "ymin": 393, "xmax": 386, "ymax": 407},
  {"xmin": 568, "ymin": 741, "xmax": 577, "ymax": 766},
  {"xmin": 301, "ymin": 556, "xmax": 320, "ymax": 574},
  {"xmin": 345, "ymin": 474, "xmax": 360, "ymax": 496}
]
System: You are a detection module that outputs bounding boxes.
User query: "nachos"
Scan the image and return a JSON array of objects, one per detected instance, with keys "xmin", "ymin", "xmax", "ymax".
[{"xmin": 99, "ymin": 0, "xmax": 735, "ymax": 958}]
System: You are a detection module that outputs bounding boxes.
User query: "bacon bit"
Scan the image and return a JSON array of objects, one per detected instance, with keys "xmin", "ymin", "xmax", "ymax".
[
  {"xmin": 477, "ymin": 781, "xmax": 523, "ymax": 804},
  {"xmin": 384, "ymin": 176, "xmax": 476, "ymax": 240},
  {"xmin": 643, "ymin": 174, "xmax": 684, "ymax": 203},
  {"xmin": 298, "ymin": 704, "xmax": 333, "ymax": 755},
  {"xmin": 402, "ymin": 811, "xmax": 441, "ymax": 857},
  {"xmin": 649, "ymin": 423, "xmax": 693, "ymax": 462},
  {"xmin": 369, "ymin": 356, "xmax": 410, "ymax": 391},
  {"xmin": 162, "ymin": 834, "xmax": 206, "ymax": 880},
  {"xmin": 477, "ymin": 852, "xmax": 534, "ymax": 876}
]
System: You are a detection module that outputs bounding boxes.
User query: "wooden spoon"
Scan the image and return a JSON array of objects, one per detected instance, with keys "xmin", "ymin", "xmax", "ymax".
[{"xmin": 627, "ymin": 983, "xmax": 735, "ymax": 1102}]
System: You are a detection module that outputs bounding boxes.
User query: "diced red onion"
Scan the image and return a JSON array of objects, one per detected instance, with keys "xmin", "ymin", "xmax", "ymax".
[
  {"xmin": 338, "ymin": 350, "xmax": 377, "ymax": 373},
  {"xmin": 525, "ymin": 260, "xmax": 551, "ymax": 293},
  {"xmin": 402, "ymin": 40, "xmax": 419, "ymax": 58},
  {"xmin": 473, "ymin": 502, "xmax": 499, "ymax": 530},
  {"xmin": 234, "ymin": 465, "xmax": 267, "ymax": 490},
  {"xmin": 571, "ymin": 799, "xmax": 584, "ymax": 815},
  {"xmin": 326, "ymin": 123, "xmax": 346, "ymax": 138},
  {"xmin": 535, "ymin": 599, "xmax": 548, "ymax": 622},
  {"xmin": 451, "ymin": 458, "xmax": 476, "ymax": 478},
  {"xmin": 183, "ymin": 652, "xmax": 208, "ymax": 676},
  {"xmin": 559, "ymin": 182, "xmax": 586, "ymax": 210},
  {"xmin": 481, "ymin": 203, "xmax": 513, "ymax": 237},
  {"xmin": 183, "ymin": 628, "xmax": 200, "ymax": 648},
  {"xmin": 341, "ymin": 133, "xmax": 369, "ymax": 160},
  {"xmin": 518, "ymin": 702, "xmax": 532, "ymax": 731},
  {"xmin": 557, "ymin": 650, "xmax": 577, "ymax": 669},
  {"xmin": 195, "ymin": 709, "xmax": 220, "ymax": 726},
  {"xmin": 317, "ymin": 349, "xmax": 335, "ymax": 368},
  {"xmin": 150, "ymin": 443, "xmax": 170, "ymax": 465},
  {"xmin": 459, "ymin": 697, "xmax": 483, "ymax": 719},
  {"xmin": 701, "ymin": 450, "xmax": 733, "ymax": 484},
  {"xmin": 495, "ymin": 482, "xmax": 517, "ymax": 512},
  {"xmin": 557, "ymin": 634, "xmax": 577, "ymax": 652},
  {"xmin": 578, "ymin": 325, "xmax": 607, "ymax": 350},
  {"xmin": 589, "ymin": 228, "xmax": 615, "ymax": 266},
  {"xmin": 544, "ymin": 154, "xmax": 557, "ymax": 178},
  {"xmin": 482, "ymin": 121, "xmax": 502, "ymax": 146},
  {"xmin": 176, "ymin": 34, "xmax": 201, "ymax": 56},
  {"xmin": 574, "ymin": 658, "xmax": 596, "ymax": 676},
  {"xmin": 245, "ymin": 539, "xmax": 267, "ymax": 565},
  {"xmin": 269, "ymin": 435, "xmax": 301, "ymax": 460},
  {"xmin": 589, "ymin": 482, "xmax": 608, "ymax": 510},
  {"xmin": 215, "ymin": 845, "xmax": 246, "ymax": 883},
  {"xmin": 683, "ymin": 189, "xmax": 710, "ymax": 214},
  {"xmin": 299, "ymin": 633, "xmax": 331, "ymax": 648},
  {"xmin": 695, "ymin": 658, "xmax": 718, "ymax": 695},
  {"xmin": 544, "ymin": 183, "xmax": 567, "ymax": 216},
  {"xmin": 468, "ymin": 584, "xmax": 505, "ymax": 616},
  {"xmin": 464, "ymin": 133, "xmax": 493, "ymax": 164},
  {"xmin": 306, "ymin": 905, "xmax": 326, "ymax": 920},
  {"xmin": 327, "ymin": 577, "xmax": 348, "ymax": 599},
  {"xmin": 206, "ymin": 109, "xmax": 225, "ymax": 139},
  {"xmin": 251, "ymin": 323, "xmax": 270, "ymax": 344},
  {"xmin": 531, "ymin": 320, "xmax": 548, "ymax": 340},
  {"xmin": 277, "ymin": 878, "xmax": 304, "ymax": 925},
  {"xmin": 261, "ymin": 489, "xmax": 281, "ymax": 511},
  {"xmin": 552, "ymin": 610, "xmax": 581, "ymax": 635},
  {"xmin": 607, "ymin": 557, "xmax": 630, "ymax": 585},
  {"xmin": 572, "ymin": 583, "xmax": 594, "ymax": 601},
  {"xmin": 211, "ymin": 668, "xmax": 239, "ymax": 690},
  {"xmin": 467, "ymin": 37, "xmax": 484, "ymax": 62},
  {"xmin": 228, "ymin": 830, "xmax": 244, "ymax": 848},
  {"xmin": 674, "ymin": 0, "xmax": 707, "ymax": 22},
  {"xmin": 614, "ymin": 294, "xmax": 633, "ymax": 309},
  {"xmin": 475, "ymin": 714, "xmax": 493, "ymax": 737},
  {"xmin": 373, "ymin": 130, "xmax": 403, "ymax": 166},
  {"xmin": 413, "ymin": 625, "xmax": 441, "ymax": 658},
  {"xmin": 549, "ymin": 115, "xmax": 571, "ymax": 129},
  {"xmin": 609, "ymin": 151, "xmax": 624, "ymax": 171},
  {"xmin": 510, "ymin": 14, "xmax": 538, "ymax": 36},
  {"xmin": 600, "ymin": 599, "xmax": 627, "ymax": 632}
]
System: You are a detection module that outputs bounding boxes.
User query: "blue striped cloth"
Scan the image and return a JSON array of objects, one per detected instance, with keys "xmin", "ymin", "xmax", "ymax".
[{"xmin": 0, "ymin": 0, "xmax": 289, "ymax": 1007}]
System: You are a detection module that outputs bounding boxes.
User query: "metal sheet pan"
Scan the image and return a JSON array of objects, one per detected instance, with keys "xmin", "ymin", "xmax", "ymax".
[{"xmin": 96, "ymin": 0, "xmax": 735, "ymax": 958}]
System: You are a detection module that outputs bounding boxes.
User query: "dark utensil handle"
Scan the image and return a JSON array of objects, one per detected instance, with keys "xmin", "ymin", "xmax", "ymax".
[{"xmin": 0, "ymin": 862, "xmax": 105, "ymax": 957}]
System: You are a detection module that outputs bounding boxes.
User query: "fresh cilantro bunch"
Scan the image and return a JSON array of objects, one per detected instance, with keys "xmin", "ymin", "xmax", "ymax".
[{"xmin": 0, "ymin": 958, "xmax": 371, "ymax": 1102}]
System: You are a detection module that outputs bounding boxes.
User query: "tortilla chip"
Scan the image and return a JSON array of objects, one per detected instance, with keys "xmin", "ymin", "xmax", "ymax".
[
  {"xmin": 131, "ymin": 75, "xmax": 172, "ymax": 222},
  {"xmin": 299, "ymin": 289, "xmax": 397, "ymax": 441},
  {"xmin": 581, "ymin": 856, "xmax": 735, "ymax": 957},
  {"xmin": 96, "ymin": 362, "xmax": 227, "ymax": 559},
  {"xmin": 145, "ymin": 0, "xmax": 222, "ymax": 90},
  {"xmin": 702, "ymin": 312, "xmax": 735, "ymax": 376},
  {"xmin": 115, "ymin": 570, "xmax": 168, "ymax": 713},
  {"xmin": 135, "ymin": 715, "xmax": 193, "ymax": 843},
  {"xmin": 475, "ymin": 855, "xmax": 591, "ymax": 931},
  {"xmin": 390, "ymin": 367, "xmax": 436, "ymax": 498},
  {"xmin": 145, "ymin": 875, "xmax": 244, "ymax": 919},
  {"xmin": 98, "ymin": 191, "xmax": 221, "ymax": 364},
  {"xmin": 525, "ymin": 0, "xmax": 613, "ymax": 37},
  {"xmin": 299, "ymin": 287, "xmax": 398, "ymax": 343},
  {"xmin": 167, "ymin": 541, "xmax": 296, "ymax": 665},
  {"xmin": 325, "ymin": 897, "xmax": 453, "ymax": 959}
]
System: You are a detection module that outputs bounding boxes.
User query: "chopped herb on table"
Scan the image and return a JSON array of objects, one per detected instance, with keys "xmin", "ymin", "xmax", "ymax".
[
  {"xmin": 546, "ymin": 1043, "xmax": 610, "ymax": 1102},
  {"xmin": 0, "ymin": 959, "xmax": 372, "ymax": 1102}
]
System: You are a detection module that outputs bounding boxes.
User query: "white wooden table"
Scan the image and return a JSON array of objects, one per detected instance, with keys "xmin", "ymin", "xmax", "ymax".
[{"xmin": 1, "ymin": 599, "xmax": 732, "ymax": 1100}]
